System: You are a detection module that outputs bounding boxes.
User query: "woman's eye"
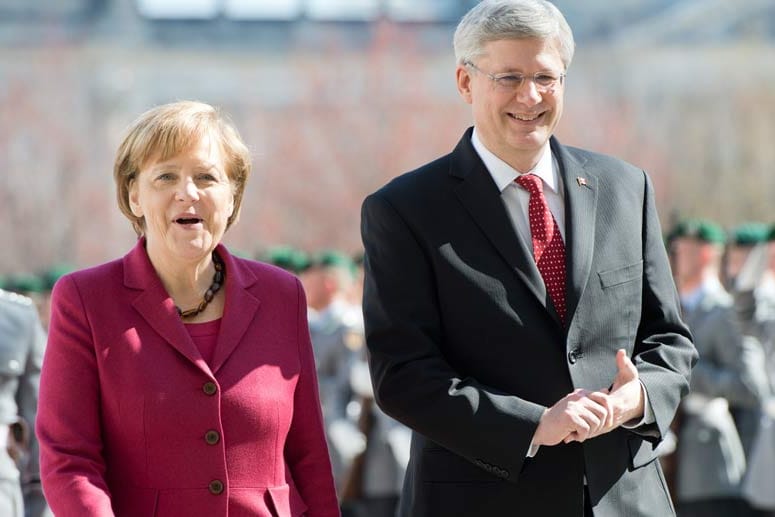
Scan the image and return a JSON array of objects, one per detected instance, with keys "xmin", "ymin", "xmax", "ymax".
[{"xmin": 157, "ymin": 173, "xmax": 176, "ymax": 181}]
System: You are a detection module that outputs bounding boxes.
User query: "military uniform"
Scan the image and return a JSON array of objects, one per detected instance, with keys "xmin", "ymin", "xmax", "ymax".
[
  {"xmin": 668, "ymin": 221, "xmax": 768, "ymax": 517},
  {"xmin": 309, "ymin": 298, "xmax": 364, "ymax": 488},
  {"xmin": 0, "ymin": 288, "xmax": 50, "ymax": 517},
  {"xmin": 738, "ymin": 228, "xmax": 775, "ymax": 514}
]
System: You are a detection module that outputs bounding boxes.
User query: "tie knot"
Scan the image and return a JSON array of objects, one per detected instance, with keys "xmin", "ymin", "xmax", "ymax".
[{"xmin": 515, "ymin": 174, "xmax": 543, "ymax": 195}]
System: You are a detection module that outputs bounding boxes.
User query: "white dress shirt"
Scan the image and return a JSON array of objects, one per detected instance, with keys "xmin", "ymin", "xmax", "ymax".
[{"xmin": 470, "ymin": 128, "xmax": 565, "ymax": 248}]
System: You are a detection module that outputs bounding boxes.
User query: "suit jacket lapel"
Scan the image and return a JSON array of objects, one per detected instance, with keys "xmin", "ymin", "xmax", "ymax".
[
  {"xmin": 124, "ymin": 239, "xmax": 209, "ymax": 374},
  {"xmin": 209, "ymin": 244, "xmax": 261, "ymax": 374},
  {"xmin": 552, "ymin": 138, "xmax": 598, "ymax": 327},
  {"xmin": 452, "ymin": 129, "xmax": 549, "ymax": 312}
]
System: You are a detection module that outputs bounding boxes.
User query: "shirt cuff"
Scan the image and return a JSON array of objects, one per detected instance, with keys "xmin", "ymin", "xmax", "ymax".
[{"xmin": 621, "ymin": 380, "xmax": 655, "ymax": 428}]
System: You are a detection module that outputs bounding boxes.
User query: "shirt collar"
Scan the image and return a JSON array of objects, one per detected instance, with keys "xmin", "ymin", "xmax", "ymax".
[{"xmin": 471, "ymin": 127, "xmax": 559, "ymax": 194}]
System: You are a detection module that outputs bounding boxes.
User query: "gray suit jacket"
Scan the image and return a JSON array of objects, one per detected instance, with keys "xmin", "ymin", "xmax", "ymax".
[{"xmin": 361, "ymin": 129, "xmax": 697, "ymax": 517}]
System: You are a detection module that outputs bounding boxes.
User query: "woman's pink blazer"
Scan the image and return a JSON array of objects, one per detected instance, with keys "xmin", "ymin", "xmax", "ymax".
[{"xmin": 36, "ymin": 240, "xmax": 340, "ymax": 517}]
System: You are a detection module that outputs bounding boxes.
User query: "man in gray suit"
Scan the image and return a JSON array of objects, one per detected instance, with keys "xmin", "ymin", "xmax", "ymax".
[
  {"xmin": 668, "ymin": 220, "xmax": 767, "ymax": 517},
  {"xmin": 0, "ymin": 287, "xmax": 50, "ymax": 517},
  {"xmin": 360, "ymin": 1, "xmax": 696, "ymax": 515}
]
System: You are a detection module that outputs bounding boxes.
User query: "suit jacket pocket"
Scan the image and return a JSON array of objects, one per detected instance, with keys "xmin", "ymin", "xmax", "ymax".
[{"xmin": 598, "ymin": 261, "xmax": 644, "ymax": 289}]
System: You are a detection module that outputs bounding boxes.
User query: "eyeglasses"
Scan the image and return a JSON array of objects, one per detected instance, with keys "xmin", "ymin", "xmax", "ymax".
[{"xmin": 464, "ymin": 61, "xmax": 565, "ymax": 93}]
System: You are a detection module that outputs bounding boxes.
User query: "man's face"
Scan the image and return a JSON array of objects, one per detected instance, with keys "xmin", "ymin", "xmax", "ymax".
[
  {"xmin": 671, "ymin": 237, "xmax": 703, "ymax": 285},
  {"xmin": 768, "ymin": 241, "xmax": 775, "ymax": 272},
  {"xmin": 300, "ymin": 268, "xmax": 326, "ymax": 310},
  {"xmin": 724, "ymin": 245, "xmax": 752, "ymax": 284},
  {"xmin": 456, "ymin": 37, "xmax": 565, "ymax": 171}
]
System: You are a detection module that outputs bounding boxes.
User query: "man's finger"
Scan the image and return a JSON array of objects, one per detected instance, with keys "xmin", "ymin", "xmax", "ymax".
[{"xmin": 616, "ymin": 349, "xmax": 638, "ymax": 377}]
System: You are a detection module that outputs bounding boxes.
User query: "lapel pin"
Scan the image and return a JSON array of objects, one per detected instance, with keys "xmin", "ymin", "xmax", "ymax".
[{"xmin": 576, "ymin": 176, "xmax": 588, "ymax": 187}]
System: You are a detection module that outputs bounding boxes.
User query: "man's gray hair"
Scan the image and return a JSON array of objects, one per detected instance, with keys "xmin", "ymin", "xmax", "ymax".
[{"xmin": 453, "ymin": 0, "xmax": 575, "ymax": 69}]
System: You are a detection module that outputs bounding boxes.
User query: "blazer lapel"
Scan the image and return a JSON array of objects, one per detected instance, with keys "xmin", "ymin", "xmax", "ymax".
[
  {"xmin": 209, "ymin": 244, "xmax": 261, "ymax": 374},
  {"xmin": 552, "ymin": 138, "xmax": 598, "ymax": 328},
  {"xmin": 451, "ymin": 130, "xmax": 549, "ymax": 311},
  {"xmin": 124, "ymin": 239, "xmax": 209, "ymax": 373}
]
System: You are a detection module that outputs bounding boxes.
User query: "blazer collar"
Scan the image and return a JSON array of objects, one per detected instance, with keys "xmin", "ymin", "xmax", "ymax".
[
  {"xmin": 124, "ymin": 238, "xmax": 261, "ymax": 375},
  {"xmin": 451, "ymin": 129, "xmax": 599, "ymax": 329}
]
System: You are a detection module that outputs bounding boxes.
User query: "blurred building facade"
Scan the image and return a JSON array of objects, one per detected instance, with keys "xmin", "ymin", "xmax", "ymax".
[{"xmin": 1, "ymin": 0, "xmax": 774, "ymax": 273}]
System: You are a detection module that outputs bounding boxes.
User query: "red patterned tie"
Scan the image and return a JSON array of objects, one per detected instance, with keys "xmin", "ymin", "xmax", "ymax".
[{"xmin": 515, "ymin": 174, "xmax": 567, "ymax": 324}]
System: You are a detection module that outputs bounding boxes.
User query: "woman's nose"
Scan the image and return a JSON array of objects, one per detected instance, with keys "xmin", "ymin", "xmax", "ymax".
[{"xmin": 176, "ymin": 179, "xmax": 199, "ymax": 201}]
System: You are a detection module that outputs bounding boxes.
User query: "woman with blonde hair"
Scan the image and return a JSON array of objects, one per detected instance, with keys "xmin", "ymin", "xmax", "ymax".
[{"xmin": 36, "ymin": 101, "xmax": 339, "ymax": 517}]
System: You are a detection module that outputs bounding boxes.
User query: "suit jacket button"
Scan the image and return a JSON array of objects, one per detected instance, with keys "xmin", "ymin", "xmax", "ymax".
[
  {"xmin": 208, "ymin": 479, "xmax": 224, "ymax": 495},
  {"xmin": 568, "ymin": 349, "xmax": 579, "ymax": 364},
  {"xmin": 205, "ymin": 430, "xmax": 220, "ymax": 445},
  {"xmin": 203, "ymin": 382, "xmax": 217, "ymax": 396}
]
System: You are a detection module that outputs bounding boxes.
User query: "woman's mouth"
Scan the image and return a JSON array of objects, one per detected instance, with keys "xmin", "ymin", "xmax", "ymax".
[{"xmin": 175, "ymin": 217, "xmax": 203, "ymax": 225}]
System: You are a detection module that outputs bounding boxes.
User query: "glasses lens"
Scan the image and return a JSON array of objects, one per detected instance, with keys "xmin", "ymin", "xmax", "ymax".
[
  {"xmin": 495, "ymin": 75, "xmax": 523, "ymax": 90},
  {"xmin": 534, "ymin": 74, "xmax": 559, "ymax": 89}
]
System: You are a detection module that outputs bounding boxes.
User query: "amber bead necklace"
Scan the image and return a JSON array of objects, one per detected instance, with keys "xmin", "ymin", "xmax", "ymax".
[{"xmin": 176, "ymin": 251, "xmax": 224, "ymax": 319}]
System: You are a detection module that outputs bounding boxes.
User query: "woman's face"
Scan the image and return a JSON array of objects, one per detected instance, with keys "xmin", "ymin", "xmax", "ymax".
[{"xmin": 129, "ymin": 134, "xmax": 235, "ymax": 265}]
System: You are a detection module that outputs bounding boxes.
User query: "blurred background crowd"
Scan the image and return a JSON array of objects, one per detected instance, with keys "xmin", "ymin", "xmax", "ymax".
[{"xmin": 2, "ymin": 1, "xmax": 775, "ymax": 516}]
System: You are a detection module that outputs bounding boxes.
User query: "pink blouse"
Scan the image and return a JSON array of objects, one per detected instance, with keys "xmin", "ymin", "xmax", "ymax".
[{"xmin": 184, "ymin": 318, "xmax": 221, "ymax": 366}]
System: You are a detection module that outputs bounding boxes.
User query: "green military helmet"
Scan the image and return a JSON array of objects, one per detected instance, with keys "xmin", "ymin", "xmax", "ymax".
[
  {"xmin": 4, "ymin": 272, "xmax": 46, "ymax": 295},
  {"xmin": 260, "ymin": 246, "xmax": 311, "ymax": 274},
  {"xmin": 310, "ymin": 249, "xmax": 356, "ymax": 276},
  {"xmin": 768, "ymin": 223, "xmax": 775, "ymax": 242},
  {"xmin": 728, "ymin": 222, "xmax": 770, "ymax": 247},
  {"xmin": 666, "ymin": 218, "xmax": 726, "ymax": 245}
]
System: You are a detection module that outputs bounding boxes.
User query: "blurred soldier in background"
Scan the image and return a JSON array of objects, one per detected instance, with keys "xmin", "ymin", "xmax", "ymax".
[
  {"xmin": 738, "ymin": 225, "xmax": 775, "ymax": 516},
  {"xmin": 668, "ymin": 219, "xmax": 768, "ymax": 517},
  {"xmin": 723, "ymin": 222, "xmax": 771, "ymax": 296},
  {"xmin": 722, "ymin": 223, "xmax": 772, "ymax": 463},
  {"xmin": 2, "ymin": 275, "xmax": 46, "ymax": 331},
  {"xmin": 340, "ymin": 358, "xmax": 409, "ymax": 517},
  {"xmin": 302, "ymin": 251, "xmax": 365, "ymax": 493},
  {"xmin": 0, "ymin": 287, "xmax": 50, "ymax": 517}
]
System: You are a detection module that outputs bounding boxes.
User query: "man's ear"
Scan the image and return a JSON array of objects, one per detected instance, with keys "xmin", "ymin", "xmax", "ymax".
[{"xmin": 456, "ymin": 65, "xmax": 474, "ymax": 105}]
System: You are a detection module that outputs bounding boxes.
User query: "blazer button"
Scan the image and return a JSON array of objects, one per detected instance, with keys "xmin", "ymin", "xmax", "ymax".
[
  {"xmin": 203, "ymin": 382, "xmax": 217, "ymax": 396},
  {"xmin": 205, "ymin": 430, "xmax": 220, "ymax": 445},
  {"xmin": 568, "ymin": 348, "xmax": 581, "ymax": 364},
  {"xmin": 208, "ymin": 479, "xmax": 224, "ymax": 495}
]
